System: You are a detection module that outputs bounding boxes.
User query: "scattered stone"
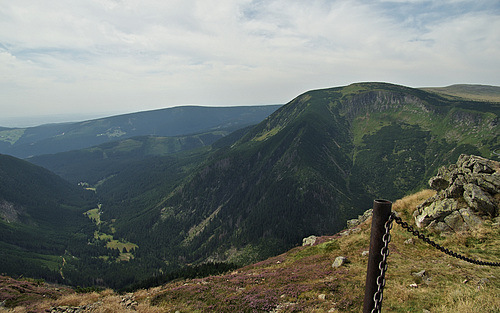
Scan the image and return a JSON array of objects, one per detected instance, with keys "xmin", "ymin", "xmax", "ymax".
[
  {"xmin": 302, "ymin": 235, "xmax": 317, "ymax": 246},
  {"xmin": 478, "ymin": 278, "xmax": 490, "ymax": 286},
  {"xmin": 270, "ymin": 302, "xmax": 295, "ymax": 313},
  {"xmin": 409, "ymin": 283, "xmax": 418, "ymax": 288},
  {"xmin": 50, "ymin": 302, "xmax": 102, "ymax": 313},
  {"xmin": 423, "ymin": 309, "xmax": 431, "ymax": 313},
  {"xmin": 404, "ymin": 238, "xmax": 415, "ymax": 245},
  {"xmin": 339, "ymin": 230, "xmax": 351, "ymax": 236},
  {"xmin": 332, "ymin": 256, "xmax": 348, "ymax": 268},
  {"xmin": 362, "ymin": 250, "xmax": 369, "ymax": 257},
  {"xmin": 412, "ymin": 270, "xmax": 431, "ymax": 285},
  {"xmin": 318, "ymin": 294, "xmax": 326, "ymax": 300},
  {"xmin": 351, "ymin": 227, "xmax": 361, "ymax": 234},
  {"xmin": 121, "ymin": 293, "xmax": 137, "ymax": 309}
]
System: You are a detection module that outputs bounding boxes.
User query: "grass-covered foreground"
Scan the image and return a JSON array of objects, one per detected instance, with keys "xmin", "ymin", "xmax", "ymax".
[{"xmin": 1, "ymin": 190, "xmax": 499, "ymax": 312}]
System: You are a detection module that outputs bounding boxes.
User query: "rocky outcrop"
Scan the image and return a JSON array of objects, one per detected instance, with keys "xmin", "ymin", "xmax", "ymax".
[
  {"xmin": 413, "ymin": 154, "xmax": 500, "ymax": 233},
  {"xmin": 0, "ymin": 199, "xmax": 25, "ymax": 223},
  {"xmin": 346, "ymin": 209, "xmax": 373, "ymax": 228},
  {"xmin": 302, "ymin": 235, "xmax": 318, "ymax": 246}
]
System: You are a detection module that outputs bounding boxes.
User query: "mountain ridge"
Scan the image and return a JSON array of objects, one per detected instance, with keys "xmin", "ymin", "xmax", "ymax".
[
  {"xmin": 1, "ymin": 82, "xmax": 499, "ymax": 290},
  {"xmin": 0, "ymin": 105, "xmax": 281, "ymax": 158},
  {"xmin": 92, "ymin": 82, "xmax": 499, "ymax": 278},
  {"xmin": 422, "ymin": 84, "xmax": 500, "ymax": 102}
]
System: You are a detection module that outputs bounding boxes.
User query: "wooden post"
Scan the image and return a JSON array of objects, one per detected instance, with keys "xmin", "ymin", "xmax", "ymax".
[{"xmin": 363, "ymin": 199, "xmax": 392, "ymax": 313}]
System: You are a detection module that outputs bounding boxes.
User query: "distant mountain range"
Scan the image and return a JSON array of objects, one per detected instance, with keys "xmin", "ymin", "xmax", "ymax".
[
  {"xmin": 1, "ymin": 83, "xmax": 499, "ymax": 289},
  {"xmin": 0, "ymin": 105, "xmax": 281, "ymax": 158}
]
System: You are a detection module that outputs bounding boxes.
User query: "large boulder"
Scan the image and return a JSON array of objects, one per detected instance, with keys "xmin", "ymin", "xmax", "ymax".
[
  {"xmin": 413, "ymin": 155, "xmax": 500, "ymax": 233},
  {"xmin": 415, "ymin": 198, "xmax": 458, "ymax": 228},
  {"xmin": 463, "ymin": 183, "xmax": 497, "ymax": 216}
]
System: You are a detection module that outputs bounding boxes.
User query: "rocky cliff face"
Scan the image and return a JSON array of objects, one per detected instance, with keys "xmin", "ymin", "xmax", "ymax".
[{"xmin": 413, "ymin": 154, "xmax": 500, "ymax": 233}]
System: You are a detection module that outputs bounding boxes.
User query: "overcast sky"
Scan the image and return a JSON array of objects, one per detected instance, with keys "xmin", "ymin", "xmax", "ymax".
[{"xmin": 1, "ymin": 0, "xmax": 499, "ymax": 126}]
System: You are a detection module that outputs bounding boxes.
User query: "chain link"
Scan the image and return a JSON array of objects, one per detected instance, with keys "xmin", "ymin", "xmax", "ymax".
[
  {"xmin": 368, "ymin": 211, "xmax": 499, "ymax": 313},
  {"xmin": 391, "ymin": 212, "xmax": 500, "ymax": 267},
  {"xmin": 371, "ymin": 213, "xmax": 394, "ymax": 313}
]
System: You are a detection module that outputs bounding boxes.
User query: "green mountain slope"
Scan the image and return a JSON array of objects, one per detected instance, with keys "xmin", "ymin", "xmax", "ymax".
[
  {"xmin": 88, "ymin": 82, "xmax": 499, "ymax": 288},
  {"xmin": 0, "ymin": 105, "xmax": 281, "ymax": 158},
  {"xmin": 0, "ymin": 154, "xmax": 177, "ymax": 289},
  {"xmin": 0, "ymin": 154, "xmax": 96, "ymax": 280},
  {"xmin": 28, "ymin": 130, "xmax": 233, "ymax": 185}
]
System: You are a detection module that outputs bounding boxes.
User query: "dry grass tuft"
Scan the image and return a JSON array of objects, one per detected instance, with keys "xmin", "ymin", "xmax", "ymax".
[
  {"xmin": 135, "ymin": 302, "xmax": 166, "ymax": 313},
  {"xmin": 435, "ymin": 284, "xmax": 500, "ymax": 313},
  {"xmin": 91, "ymin": 295, "xmax": 122, "ymax": 313},
  {"xmin": 392, "ymin": 189, "xmax": 436, "ymax": 212},
  {"xmin": 52, "ymin": 291, "xmax": 100, "ymax": 307}
]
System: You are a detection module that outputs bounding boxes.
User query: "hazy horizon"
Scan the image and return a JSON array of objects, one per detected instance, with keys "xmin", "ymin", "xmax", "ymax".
[{"xmin": 2, "ymin": 0, "xmax": 499, "ymax": 124}]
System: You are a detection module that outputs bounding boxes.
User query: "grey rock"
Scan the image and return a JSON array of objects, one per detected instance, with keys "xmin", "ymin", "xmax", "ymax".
[
  {"xmin": 429, "ymin": 176, "xmax": 450, "ymax": 191},
  {"xmin": 443, "ymin": 210, "xmax": 465, "ymax": 232},
  {"xmin": 347, "ymin": 209, "xmax": 373, "ymax": 228},
  {"xmin": 339, "ymin": 230, "xmax": 351, "ymax": 237},
  {"xmin": 459, "ymin": 208, "xmax": 483, "ymax": 229},
  {"xmin": 463, "ymin": 183, "xmax": 497, "ymax": 216},
  {"xmin": 478, "ymin": 278, "xmax": 490, "ymax": 286},
  {"xmin": 332, "ymin": 256, "xmax": 348, "ymax": 268},
  {"xmin": 412, "ymin": 270, "xmax": 431, "ymax": 285},
  {"xmin": 414, "ymin": 154, "xmax": 500, "ymax": 234},
  {"xmin": 444, "ymin": 176, "xmax": 465, "ymax": 198},
  {"xmin": 426, "ymin": 220, "xmax": 453, "ymax": 234},
  {"xmin": 302, "ymin": 235, "xmax": 317, "ymax": 246},
  {"xmin": 415, "ymin": 198, "xmax": 458, "ymax": 228},
  {"xmin": 475, "ymin": 172, "xmax": 500, "ymax": 194}
]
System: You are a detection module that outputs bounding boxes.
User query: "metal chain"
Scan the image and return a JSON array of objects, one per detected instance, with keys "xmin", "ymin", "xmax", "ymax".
[
  {"xmin": 391, "ymin": 212, "xmax": 500, "ymax": 267},
  {"xmin": 368, "ymin": 212, "xmax": 499, "ymax": 313},
  {"xmin": 371, "ymin": 213, "xmax": 394, "ymax": 313}
]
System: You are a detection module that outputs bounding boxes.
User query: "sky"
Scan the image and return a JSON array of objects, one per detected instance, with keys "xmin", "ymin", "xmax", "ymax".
[{"xmin": 1, "ymin": 0, "xmax": 499, "ymax": 127}]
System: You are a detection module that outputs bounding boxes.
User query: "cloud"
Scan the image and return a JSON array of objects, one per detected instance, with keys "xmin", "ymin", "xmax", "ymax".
[{"xmin": 0, "ymin": 0, "xmax": 499, "ymax": 122}]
